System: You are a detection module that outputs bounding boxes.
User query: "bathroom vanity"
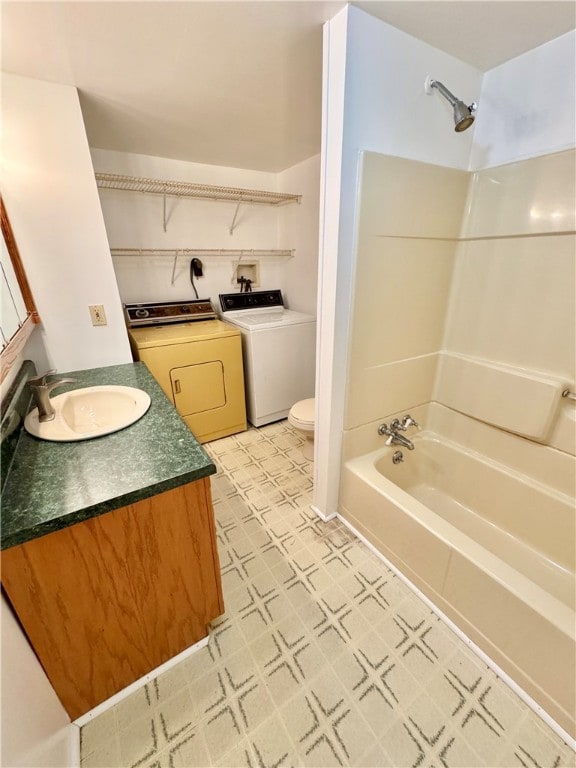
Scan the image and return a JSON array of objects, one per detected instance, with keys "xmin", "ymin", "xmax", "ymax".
[{"xmin": 1, "ymin": 362, "xmax": 223, "ymax": 719}]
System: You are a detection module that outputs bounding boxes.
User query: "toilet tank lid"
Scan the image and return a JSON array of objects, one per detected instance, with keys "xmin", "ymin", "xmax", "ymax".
[{"xmin": 291, "ymin": 398, "xmax": 315, "ymax": 422}]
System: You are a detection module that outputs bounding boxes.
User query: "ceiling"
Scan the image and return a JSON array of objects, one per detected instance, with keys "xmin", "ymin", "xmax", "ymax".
[{"xmin": 2, "ymin": 1, "xmax": 575, "ymax": 172}]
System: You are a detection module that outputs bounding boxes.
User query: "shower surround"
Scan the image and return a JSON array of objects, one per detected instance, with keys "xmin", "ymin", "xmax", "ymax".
[{"xmin": 339, "ymin": 149, "xmax": 576, "ymax": 738}]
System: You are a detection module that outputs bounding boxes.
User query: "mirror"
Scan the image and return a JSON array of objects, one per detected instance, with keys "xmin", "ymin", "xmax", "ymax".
[{"xmin": 1, "ymin": 199, "xmax": 40, "ymax": 383}]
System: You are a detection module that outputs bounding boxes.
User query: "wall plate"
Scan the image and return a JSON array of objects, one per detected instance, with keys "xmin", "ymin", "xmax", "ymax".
[{"xmin": 234, "ymin": 261, "xmax": 259, "ymax": 288}]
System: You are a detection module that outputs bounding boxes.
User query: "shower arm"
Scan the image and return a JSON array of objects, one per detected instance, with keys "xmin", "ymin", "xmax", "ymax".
[
  {"xmin": 430, "ymin": 79, "xmax": 458, "ymax": 105},
  {"xmin": 430, "ymin": 79, "xmax": 477, "ymax": 112}
]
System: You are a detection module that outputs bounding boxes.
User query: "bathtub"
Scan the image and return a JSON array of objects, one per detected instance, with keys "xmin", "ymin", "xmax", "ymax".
[{"xmin": 339, "ymin": 430, "xmax": 576, "ymax": 738}]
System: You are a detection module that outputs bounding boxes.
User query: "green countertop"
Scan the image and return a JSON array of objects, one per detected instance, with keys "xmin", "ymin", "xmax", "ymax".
[{"xmin": 1, "ymin": 362, "xmax": 216, "ymax": 550}]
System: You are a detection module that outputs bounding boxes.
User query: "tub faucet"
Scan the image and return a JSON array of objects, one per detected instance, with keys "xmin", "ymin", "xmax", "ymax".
[
  {"xmin": 391, "ymin": 415, "xmax": 419, "ymax": 431},
  {"xmin": 377, "ymin": 422, "xmax": 415, "ymax": 450},
  {"xmin": 29, "ymin": 370, "xmax": 77, "ymax": 422}
]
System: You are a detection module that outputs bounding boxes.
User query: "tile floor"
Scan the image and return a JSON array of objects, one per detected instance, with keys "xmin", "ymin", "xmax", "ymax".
[{"xmin": 81, "ymin": 421, "xmax": 575, "ymax": 768}]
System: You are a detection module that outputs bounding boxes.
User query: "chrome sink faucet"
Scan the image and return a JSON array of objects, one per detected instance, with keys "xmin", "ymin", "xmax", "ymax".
[
  {"xmin": 378, "ymin": 414, "xmax": 419, "ymax": 450},
  {"xmin": 28, "ymin": 370, "xmax": 77, "ymax": 422}
]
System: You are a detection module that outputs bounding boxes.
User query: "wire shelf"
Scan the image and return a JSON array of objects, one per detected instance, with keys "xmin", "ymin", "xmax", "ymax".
[
  {"xmin": 95, "ymin": 173, "xmax": 301, "ymax": 206},
  {"xmin": 110, "ymin": 248, "xmax": 294, "ymax": 258}
]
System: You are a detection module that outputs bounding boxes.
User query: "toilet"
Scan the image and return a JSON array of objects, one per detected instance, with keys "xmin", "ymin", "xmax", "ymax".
[{"xmin": 288, "ymin": 398, "xmax": 315, "ymax": 460}]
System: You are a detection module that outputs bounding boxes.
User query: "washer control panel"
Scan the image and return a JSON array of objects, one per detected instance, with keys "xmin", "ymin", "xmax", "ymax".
[{"xmin": 219, "ymin": 290, "xmax": 284, "ymax": 312}]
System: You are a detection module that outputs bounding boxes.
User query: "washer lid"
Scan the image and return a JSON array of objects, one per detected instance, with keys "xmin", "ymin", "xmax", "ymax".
[
  {"xmin": 225, "ymin": 309, "xmax": 315, "ymax": 330},
  {"xmin": 290, "ymin": 398, "xmax": 315, "ymax": 424}
]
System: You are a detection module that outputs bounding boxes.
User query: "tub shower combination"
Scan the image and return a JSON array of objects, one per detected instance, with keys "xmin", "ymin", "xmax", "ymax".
[
  {"xmin": 340, "ymin": 394, "xmax": 575, "ymax": 739},
  {"xmin": 337, "ymin": 146, "xmax": 575, "ymax": 739}
]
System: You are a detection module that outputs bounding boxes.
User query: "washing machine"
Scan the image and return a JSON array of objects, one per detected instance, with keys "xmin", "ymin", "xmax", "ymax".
[
  {"xmin": 126, "ymin": 299, "xmax": 247, "ymax": 443},
  {"xmin": 219, "ymin": 290, "xmax": 316, "ymax": 427}
]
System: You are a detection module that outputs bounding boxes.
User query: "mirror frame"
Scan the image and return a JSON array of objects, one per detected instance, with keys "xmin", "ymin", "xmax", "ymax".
[{"xmin": 1, "ymin": 198, "xmax": 41, "ymax": 384}]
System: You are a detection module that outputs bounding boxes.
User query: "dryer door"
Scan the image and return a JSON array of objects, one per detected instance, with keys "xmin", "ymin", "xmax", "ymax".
[{"xmin": 170, "ymin": 361, "xmax": 226, "ymax": 416}]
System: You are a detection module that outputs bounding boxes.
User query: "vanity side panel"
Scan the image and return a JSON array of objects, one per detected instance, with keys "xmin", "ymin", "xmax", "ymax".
[{"xmin": 1, "ymin": 478, "xmax": 223, "ymax": 719}]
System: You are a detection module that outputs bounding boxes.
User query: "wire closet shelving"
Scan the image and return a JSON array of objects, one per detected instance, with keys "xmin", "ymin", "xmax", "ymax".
[
  {"xmin": 110, "ymin": 248, "xmax": 294, "ymax": 258},
  {"xmin": 96, "ymin": 172, "xmax": 301, "ymax": 265},
  {"xmin": 110, "ymin": 248, "xmax": 295, "ymax": 286},
  {"xmin": 95, "ymin": 172, "xmax": 301, "ymax": 235},
  {"xmin": 94, "ymin": 173, "xmax": 301, "ymax": 206}
]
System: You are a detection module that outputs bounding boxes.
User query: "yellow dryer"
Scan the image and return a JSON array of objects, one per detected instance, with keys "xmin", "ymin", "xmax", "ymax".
[{"xmin": 128, "ymin": 319, "xmax": 247, "ymax": 443}]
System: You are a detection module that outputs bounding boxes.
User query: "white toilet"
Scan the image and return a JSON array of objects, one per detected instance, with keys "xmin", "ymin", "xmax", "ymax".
[{"xmin": 288, "ymin": 398, "xmax": 315, "ymax": 460}]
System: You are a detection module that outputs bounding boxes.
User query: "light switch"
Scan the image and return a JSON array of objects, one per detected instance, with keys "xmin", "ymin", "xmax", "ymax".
[{"xmin": 89, "ymin": 305, "xmax": 107, "ymax": 326}]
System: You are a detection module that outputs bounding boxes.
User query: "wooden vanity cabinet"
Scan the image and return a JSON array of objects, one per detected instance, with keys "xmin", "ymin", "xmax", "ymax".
[{"xmin": 1, "ymin": 477, "xmax": 223, "ymax": 720}]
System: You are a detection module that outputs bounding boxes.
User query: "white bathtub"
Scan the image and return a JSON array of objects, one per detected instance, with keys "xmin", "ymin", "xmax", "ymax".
[{"xmin": 340, "ymin": 430, "xmax": 576, "ymax": 738}]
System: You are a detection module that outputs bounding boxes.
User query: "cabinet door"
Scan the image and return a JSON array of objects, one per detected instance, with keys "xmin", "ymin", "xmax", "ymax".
[
  {"xmin": 170, "ymin": 361, "xmax": 226, "ymax": 416},
  {"xmin": 1, "ymin": 479, "xmax": 224, "ymax": 719}
]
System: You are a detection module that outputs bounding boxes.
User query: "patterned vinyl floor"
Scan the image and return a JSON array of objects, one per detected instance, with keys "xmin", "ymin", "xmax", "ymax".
[{"xmin": 81, "ymin": 421, "xmax": 575, "ymax": 768}]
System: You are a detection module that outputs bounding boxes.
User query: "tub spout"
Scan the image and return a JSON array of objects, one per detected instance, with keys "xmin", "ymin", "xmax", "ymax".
[
  {"xmin": 378, "ymin": 422, "xmax": 415, "ymax": 450},
  {"xmin": 386, "ymin": 432, "xmax": 415, "ymax": 450}
]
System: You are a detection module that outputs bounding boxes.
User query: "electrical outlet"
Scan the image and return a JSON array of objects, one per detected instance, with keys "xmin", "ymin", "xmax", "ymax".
[{"xmin": 89, "ymin": 304, "xmax": 107, "ymax": 326}]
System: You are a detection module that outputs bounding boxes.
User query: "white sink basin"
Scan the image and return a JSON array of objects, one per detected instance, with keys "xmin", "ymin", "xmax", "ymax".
[{"xmin": 24, "ymin": 386, "xmax": 151, "ymax": 442}]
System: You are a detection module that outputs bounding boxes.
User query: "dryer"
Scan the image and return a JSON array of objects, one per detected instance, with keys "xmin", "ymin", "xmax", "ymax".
[
  {"xmin": 219, "ymin": 290, "xmax": 316, "ymax": 427},
  {"xmin": 126, "ymin": 300, "xmax": 247, "ymax": 443}
]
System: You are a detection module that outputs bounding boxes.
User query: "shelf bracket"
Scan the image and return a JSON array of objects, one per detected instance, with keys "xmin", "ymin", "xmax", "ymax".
[
  {"xmin": 229, "ymin": 202, "xmax": 242, "ymax": 236},
  {"xmin": 171, "ymin": 250, "xmax": 179, "ymax": 285}
]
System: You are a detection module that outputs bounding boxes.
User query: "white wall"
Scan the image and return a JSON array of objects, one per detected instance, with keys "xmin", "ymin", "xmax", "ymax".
[
  {"xmin": 1, "ymin": 74, "xmax": 131, "ymax": 373},
  {"xmin": 471, "ymin": 30, "xmax": 576, "ymax": 169},
  {"xmin": 1, "ymin": 74, "xmax": 130, "ymax": 768},
  {"xmin": 278, "ymin": 154, "xmax": 320, "ymax": 315},
  {"xmin": 1, "ymin": 596, "xmax": 76, "ymax": 768},
  {"xmin": 314, "ymin": 5, "xmax": 482, "ymax": 518},
  {"xmin": 91, "ymin": 148, "xmax": 319, "ymax": 313}
]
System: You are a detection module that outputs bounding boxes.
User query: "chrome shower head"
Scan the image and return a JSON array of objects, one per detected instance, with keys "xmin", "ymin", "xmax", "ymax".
[
  {"xmin": 453, "ymin": 98, "xmax": 475, "ymax": 132},
  {"xmin": 425, "ymin": 77, "xmax": 477, "ymax": 132}
]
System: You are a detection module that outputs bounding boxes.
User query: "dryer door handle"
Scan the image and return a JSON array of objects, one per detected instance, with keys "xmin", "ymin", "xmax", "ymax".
[{"xmin": 173, "ymin": 379, "xmax": 181, "ymax": 395}]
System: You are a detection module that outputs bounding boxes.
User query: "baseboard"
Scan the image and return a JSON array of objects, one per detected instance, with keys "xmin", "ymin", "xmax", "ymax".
[
  {"xmin": 73, "ymin": 635, "xmax": 210, "ymax": 728},
  {"xmin": 310, "ymin": 503, "xmax": 337, "ymax": 522},
  {"xmin": 69, "ymin": 722, "xmax": 81, "ymax": 767}
]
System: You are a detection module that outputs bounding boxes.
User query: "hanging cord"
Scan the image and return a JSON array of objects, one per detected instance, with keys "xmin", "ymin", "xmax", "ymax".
[{"xmin": 190, "ymin": 258, "xmax": 203, "ymax": 299}]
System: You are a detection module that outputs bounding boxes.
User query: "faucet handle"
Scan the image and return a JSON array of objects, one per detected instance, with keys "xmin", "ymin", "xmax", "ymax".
[
  {"xmin": 390, "ymin": 418, "xmax": 405, "ymax": 431},
  {"xmin": 401, "ymin": 415, "xmax": 419, "ymax": 429},
  {"xmin": 28, "ymin": 369, "xmax": 58, "ymax": 387},
  {"xmin": 377, "ymin": 422, "xmax": 390, "ymax": 436}
]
